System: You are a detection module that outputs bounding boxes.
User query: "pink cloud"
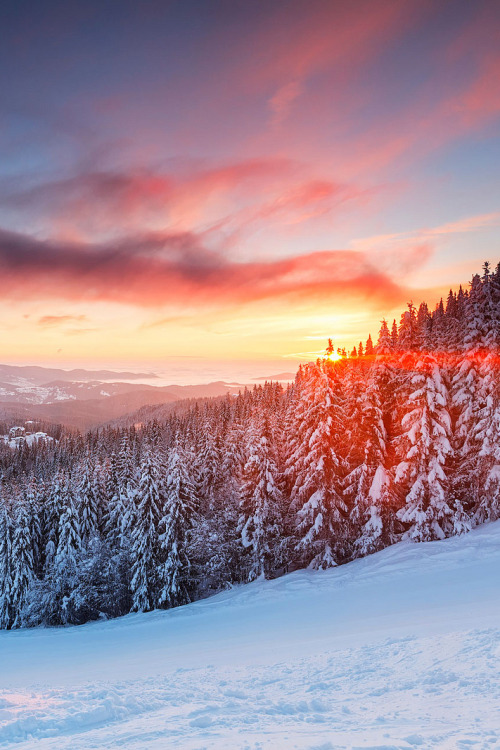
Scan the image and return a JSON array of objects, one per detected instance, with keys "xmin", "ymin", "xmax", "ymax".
[
  {"xmin": 4, "ymin": 159, "xmax": 373, "ymax": 245},
  {"xmin": 0, "ymin": 226, "xmax": 414, "ymax": 310},
  {"xmin": 268, "ymin": 80, "xmax": 303, "ymax": 127}
]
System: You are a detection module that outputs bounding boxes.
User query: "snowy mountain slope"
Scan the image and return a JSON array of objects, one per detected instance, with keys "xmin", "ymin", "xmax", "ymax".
[
  {"xmin": 0, "ymin": 371, "xmax": 250, "ymax": 429},
  {"xmin": 1, "ymin": 522, "xmax": 499, "ymax": 749}
]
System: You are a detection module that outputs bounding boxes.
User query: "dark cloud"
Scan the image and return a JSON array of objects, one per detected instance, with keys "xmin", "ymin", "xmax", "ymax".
[{"xmin": 0, "ymin": 226, "xmax": 415, "ymax": 309}]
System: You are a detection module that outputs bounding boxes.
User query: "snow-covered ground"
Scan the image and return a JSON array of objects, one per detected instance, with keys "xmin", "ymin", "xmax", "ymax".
[
  {"xmin": 1, "ymin": 523, "xmax": 499, "ymax": 750},
  {"xmin": 0, "ymin": 433, "xmax": 54, "ymax": 450}
]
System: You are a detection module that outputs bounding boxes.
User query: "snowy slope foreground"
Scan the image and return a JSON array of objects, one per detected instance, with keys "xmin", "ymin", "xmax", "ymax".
[{"xmin": 1, "ymin": 523, "xmax": 499, "ymax": 750}]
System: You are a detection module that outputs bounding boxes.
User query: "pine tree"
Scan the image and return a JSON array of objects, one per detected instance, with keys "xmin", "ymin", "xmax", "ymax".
[
  {"xmin": 239, "ymin": 418, "xmax": 283, "ymax": 581},
  {"xmin": 43, "ymin": 472, "xmax": 65, "ymax": 574},
  {"xmin": 130, "ymin": 449, "xmax": 163, "ymax": 612},
  {"xmin": 391, "ymin": 319, "xmax": 399, "ymax": 349},
  {"xmin": 10, "ymin": 499, "xmax": 35, "ymax": 628},
  {"xmin": 376, "ymin": 319, "xmax": 392, "ymax": 354},
  {"xmin": 395, "ymin": 353, "xmax": 454, "ymax": 541},
  {"xmin": 157, "ymin": 445, "xmax": 198, "ymax": 608},
  {"xmin": 344, "ymin": 361, "xmax": 397, "ymax": 556},
  {"xmin": 472, "ymin": 264, "xmax": 500, "ymax": 523},
  {"xmin": 286, "ymin": 358, "xmax": 347, "ymax": 569},
  {"xmin": 116, "ymin": 433, "xmax": 137, "ymax": 540},
  {"xmin": 24, "ymin": 476, "xmax": 42, "ymax": 577},
  {"xmin": 451, "ymin": 273, "xmax": 488, "ymax": 515},
  {"xmin": 197, "ymin": 428, "xmax": 223, "ymax": 509},
  {"xmin": 102, "ymin": 453, "xmax": 124, "ymax": 546},
  {"xmin": 78, "ymin": 459, "xmax": 99, "ymax": 544},
  {"xmin": 398, "ymin": 302, "xmax": 418, "ymax": 350},
  {"xmin": 0, "ymin": 500, "xmax": 13, "ymax": 628},
  {"xmin": 53, "ymin": 484, "xmax": 82, "ymax": 624}
]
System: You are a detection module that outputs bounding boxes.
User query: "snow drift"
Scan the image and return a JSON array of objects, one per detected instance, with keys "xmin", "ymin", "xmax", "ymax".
[{"xmin": 1, "ymin": 520, "xmax": 499, "ymax": 749}]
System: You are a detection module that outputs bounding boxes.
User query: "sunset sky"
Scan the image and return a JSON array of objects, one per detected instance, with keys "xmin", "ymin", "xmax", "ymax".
[{"xmin": 1, "ymin": 0, "xmax": 499, "ymax": 379}]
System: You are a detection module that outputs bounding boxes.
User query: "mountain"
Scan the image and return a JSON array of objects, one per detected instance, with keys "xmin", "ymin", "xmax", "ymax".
[
  {"xmin": 0, "ymin": 363, "xmax": 254, "ymax": 429},
  {"xmin": 253, "ymin": 371, "xmax": 296, "ymax": 381},
  {"xmin": 0, "ymin": 364, "xmax": 158, "ymax": 385},
  {"xmin": 1, "ymin": 520, "xmax": 499, "ymax": 747}
]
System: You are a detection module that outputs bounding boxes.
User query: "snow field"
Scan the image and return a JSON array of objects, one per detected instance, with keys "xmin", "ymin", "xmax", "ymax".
[{"xmin": 1, "ymin": 521, "xmax": 500, "ymax": 749}]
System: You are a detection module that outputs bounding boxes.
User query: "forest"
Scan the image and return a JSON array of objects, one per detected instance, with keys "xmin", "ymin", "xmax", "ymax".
[{"xmin": 0, "ymin": 261, "xmax": 498, "ymax": 629}]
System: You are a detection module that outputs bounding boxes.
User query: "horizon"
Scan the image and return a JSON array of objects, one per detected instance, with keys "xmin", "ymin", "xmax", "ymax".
[{"xmin": 0, "ymin": 356, "xmax": 299, "ymax": 386}]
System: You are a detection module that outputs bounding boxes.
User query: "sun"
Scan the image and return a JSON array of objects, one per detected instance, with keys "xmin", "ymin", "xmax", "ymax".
[{"xmin": 327, "ymin": 350, "xmax": 342, "ymax": 362}]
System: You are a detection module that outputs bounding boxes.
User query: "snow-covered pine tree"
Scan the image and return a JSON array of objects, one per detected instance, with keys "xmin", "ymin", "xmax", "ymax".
[
  {"xmin": 395, "ymin": 353, "xmax": 454, "ymax": 541},
  {"xmin": 472, "ymin": 263, "xmax": 500, "ymax": 524},
  {"xmin": 431, "ymin": 299, "xmax": 446, "ymax": 351},
  {"xmin": 78, "ymin": 458, "xmax": 99, "ymax": 545},
  {"xmin": 130, "ymin": 448, "xmax": 163, "ymax": 612},
  {"xmin": 286, "ymin": 357, "xmax": 347, "ymax": 569},
  {"xmin": 157, "ymin": 445, "xmax": 198, "ymax": 608},
  {"xmin": 390, "ymin": 319, "xmax": 398, "ymax": 349},
  {"xmin": 10, "ymin": 499, "xmax": 35, "ymax": 628},
  {"xmin": 0, "ymin": 499, "xmax": 12, "ymax": 628},
  {"xmin": 451, "ymin": 273, "xmax": 488, "ymax": 515},
  {"xmin": 24, "ymin": 475, "xmax": 42, "ymax": 577},
  {"xmin": 53, "ymin": 482, "xmax": 82, "ymax": 624},
  {"xmin": 344, "ymin": 353, "xmax": 397, "ymax": 556},
  {"xmin": 398, "ymin": 302, "xmax": 418, "ymax": 351},
  {"xmin": 197, "ymin": 427, "xmax": 223, "ymax": 510},
  {"xmin": 376, "ymin": 319, "xmax": 392, "ymax": 354},
  {"xmin": 43, "ymin": 472, "xmax": 65, "ymax": 574},
  {"xmin": 116, "ymin": 433, "xmax": 138, "ymax": 541},
  {"xmin": 102, "ymin": 453, "xmax": 123, "ymax": 546},
  {"xmin": 238, "ymin": 417, "xmax": 283, "ymax": 581}
]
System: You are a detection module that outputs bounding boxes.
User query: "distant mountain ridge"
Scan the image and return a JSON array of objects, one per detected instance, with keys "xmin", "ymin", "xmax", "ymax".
[
  {"xmin": 0, "ymin": 364, "xmax": 158, "ymax": 385},
  {"xmin": 0, "ymin": 364, "xmax": 261, "ymax": 430}
]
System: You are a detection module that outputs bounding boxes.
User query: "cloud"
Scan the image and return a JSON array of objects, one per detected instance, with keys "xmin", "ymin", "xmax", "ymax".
[
  {"xmin": 0, "ymin": 226, "xmax": 411, "ymax": 310},
  {"xmin": 352, "ymin": 210, "xmax": 500, "ymax": 253},
  {"xmin": 240, "ymin": 0, "xmax": 424, "ymax": 93},
  {"xmin": 338, "ymin": 33, "xmax": 500, "ymax": 178},
  {"xmin": 64, "ymin": 328, "xmax": 99, "ymax": 336},
  {"xmin": 269, "ymin": 80, "xmax": 303, "ymax": 127},
  {"xmin": 38, "ymin": 314, "xmax": 88, "ymax": 326},
  {"xmin": 1, "ymin": 160, "xmax": 374, "ymax": 249},
  {"xmin": 429, "ymin": 211, "xmax": 500, "ymax": 235}
]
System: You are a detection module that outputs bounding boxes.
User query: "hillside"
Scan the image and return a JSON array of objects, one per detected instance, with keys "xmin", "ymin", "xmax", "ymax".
[
  {"xmin": 1, "ymin": 521, "xmax": 499, "ymax": 749},
  {"xmin": 0, "ymin": 363, "xmax": 251, "ymax": 429}
]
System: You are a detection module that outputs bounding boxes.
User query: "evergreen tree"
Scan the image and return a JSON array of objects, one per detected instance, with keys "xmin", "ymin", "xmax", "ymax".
[
  {"xmin": 53, "ymin": 484, "xmax": 82, "ymax": 624},
  {"xmin": 0, "ymin": 500, "xmax": 12, "ymax": 628},
  {"xmin": 78, "ymin": 460, "xmax": 99, "ymax": 545},
  {"xmin": 344, "ymin": 361, "xmax": 397, "ymax": 556},
  {"xmin": 286, "ymin": 359, "xmax": 347, "ymax": 569},
  {"xmin": 157, "ymin": 446, "xmax": 198, "ymax": 608},
  {"xmin": 10, "ymin": 499, "xmax": 35, "ymax": 628},
  {"xmin": 43, "ymin": 472, "xmax": 65, "ymax": 574},
  {"xmin": 130, "ymin": 449, "xmax": 163, "ymax": 612},
  {"xmin": 395, "ymin": 354, "xmax": 454, "ymax": 541},
  {"xmin": 239, "ymin": 418, "xmax": 283, "ymax": 581}
]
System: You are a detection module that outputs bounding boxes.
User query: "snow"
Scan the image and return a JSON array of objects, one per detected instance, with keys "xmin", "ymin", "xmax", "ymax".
[
  {"xmin": 1, "ymin": 522, "xmax": 500, "ymax": 749},
  {"xmin": 1, "ymin": 433, "xmax": 54, "ymax": 450}
]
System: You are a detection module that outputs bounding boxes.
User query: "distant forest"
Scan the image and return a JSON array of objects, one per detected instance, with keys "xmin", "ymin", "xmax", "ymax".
[{"xmin": 1, "ymin": 261, "xmax": 499, "ymax": 629}]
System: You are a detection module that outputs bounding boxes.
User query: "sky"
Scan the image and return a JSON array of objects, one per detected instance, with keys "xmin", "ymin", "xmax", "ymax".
[{"xmin": 0, "ymin": 0, "xmax": 499, "ymax": 379}]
